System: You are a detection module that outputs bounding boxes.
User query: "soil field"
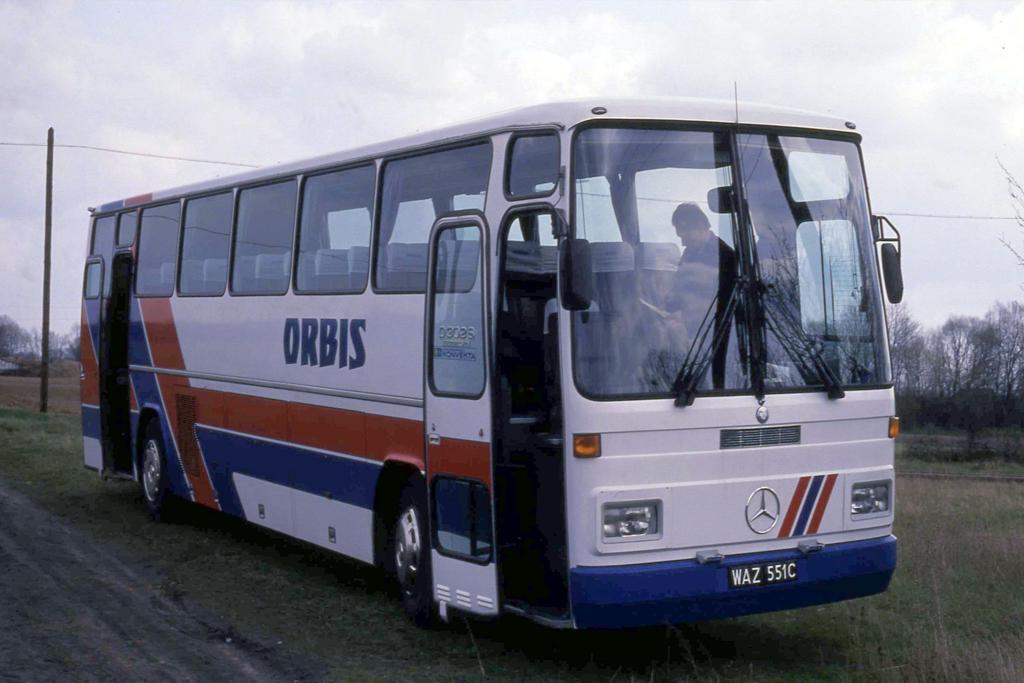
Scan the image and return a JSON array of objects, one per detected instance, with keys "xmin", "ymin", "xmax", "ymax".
[
  {"xmin": 0, "ymin": 375, "xmax": 80, "ymax": 414},
  {"xmin": 0, "ymin": 408, "xmax": 1022, "ymax": 681}
]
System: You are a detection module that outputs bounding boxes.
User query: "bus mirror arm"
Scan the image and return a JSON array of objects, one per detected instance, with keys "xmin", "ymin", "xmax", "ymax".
[
  {"xmin": 559, "ymin": 238, "xmax": 594, "ymax": 311},
  {"xmin": 873, "ymin": 215, "xmax": 904, "ymax": 304}
]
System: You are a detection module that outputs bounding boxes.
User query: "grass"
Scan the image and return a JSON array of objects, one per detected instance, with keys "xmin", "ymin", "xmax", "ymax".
[
  {"xmin": 1, "ymin": 407, "xmax": 1022, "ymax": 681},
  {"xmin": 896, "ymin": 432, "xmax": 1024, "ymax": 477}
]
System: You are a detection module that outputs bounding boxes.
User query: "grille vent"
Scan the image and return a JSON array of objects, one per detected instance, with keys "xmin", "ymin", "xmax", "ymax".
[
  {"xmin": 720, "ymin": 425, "xmax": 800, "ymax": 449},
  {"xmin": 175, "ymin": 394, "xmax": 200, "ymax": 476}
]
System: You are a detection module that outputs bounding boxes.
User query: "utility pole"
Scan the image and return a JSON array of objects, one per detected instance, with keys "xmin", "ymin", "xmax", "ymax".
[{"xmin": 40, "ymin": 127, "xmax": 53, "ymax": 413}]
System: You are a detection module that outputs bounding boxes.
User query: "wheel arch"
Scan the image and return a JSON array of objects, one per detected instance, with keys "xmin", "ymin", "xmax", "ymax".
[{"xmin": 373, "ymin": 459, "xmax": 426, "ymax": 570}]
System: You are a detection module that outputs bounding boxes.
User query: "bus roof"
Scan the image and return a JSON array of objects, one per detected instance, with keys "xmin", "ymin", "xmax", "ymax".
[{"xmin": 93, "ymin": 98, "xmax": 857, "ymax": 213}]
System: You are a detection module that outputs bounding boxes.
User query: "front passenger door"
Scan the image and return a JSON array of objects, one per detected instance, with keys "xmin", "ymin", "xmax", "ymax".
[{"xmin": 423, "ymin": 213, "xmax": 498, "ymax": 618}]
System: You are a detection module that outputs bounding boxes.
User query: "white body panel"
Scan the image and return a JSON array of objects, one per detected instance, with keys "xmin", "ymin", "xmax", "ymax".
[
  {"xmin": 233, "ymin": 472, "xmax": 374, "ymax": 563},
  {"xmin": 83, "ymin": 435, "xmax": 103, "ymax": 470}
]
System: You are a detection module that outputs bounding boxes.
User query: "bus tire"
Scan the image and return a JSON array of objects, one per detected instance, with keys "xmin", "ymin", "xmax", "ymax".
[
  {"xmin": 140, "ymin": 419, "xmax": 169, "ymax": 521},
  {"xmin": 394, "ymin": 481, "xmax": 434, "ymax": 627}
]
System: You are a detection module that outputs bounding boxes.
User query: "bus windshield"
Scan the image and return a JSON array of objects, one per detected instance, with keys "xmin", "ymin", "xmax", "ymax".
[{"xmin": 571, "ymin": 127, "xmax": 891, "ymax": 400}]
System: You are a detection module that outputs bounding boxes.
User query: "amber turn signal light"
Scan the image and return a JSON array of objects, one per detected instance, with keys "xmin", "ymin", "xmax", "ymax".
[
  {"xmin": 573, "ymin": 433, "xmax": 601, "ymax": 458},
  {"xmin": 888, "ymin": 416, "xmax": 900, "ymax": 439}
]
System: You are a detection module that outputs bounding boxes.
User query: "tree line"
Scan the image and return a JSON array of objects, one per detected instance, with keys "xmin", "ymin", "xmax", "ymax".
[
  {"xmin": 0, "ymin": 315, "xmax": 80, "ymax": 366},
  {"xmin": 888, "ymin": 301, "xmax": 1024, "ymax": 438}
]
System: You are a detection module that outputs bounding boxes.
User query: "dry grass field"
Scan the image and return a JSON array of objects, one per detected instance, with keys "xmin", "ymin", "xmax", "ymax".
[
  {"xmin": 0, "ymin": 369, "xmax": 80, "ymax": 415},
  {"xmin": 0, "ymin": 407, "xmax": 1022, "ymax": 681}
]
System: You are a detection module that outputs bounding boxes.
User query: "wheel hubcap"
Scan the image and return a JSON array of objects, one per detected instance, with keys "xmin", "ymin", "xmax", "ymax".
[
  {"xmin": 394, "ymin": 506, "xmax": 421, "ymax": 595},
  {"xmin": 142, "ymin": 439, "xmax": 161, "ymax": 503}
]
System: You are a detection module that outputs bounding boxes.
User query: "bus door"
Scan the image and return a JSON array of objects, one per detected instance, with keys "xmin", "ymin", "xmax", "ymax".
[
  {"xmin": 98, "ymin": 249, "xmax": 134, "ymax": 477},
  {"xmin": 423, "ymin": 214, "xmax": 499, "ymax": 618},
  {"xmin": 81, "ymin": 256, "xmax": 104, "ymax": 471}
]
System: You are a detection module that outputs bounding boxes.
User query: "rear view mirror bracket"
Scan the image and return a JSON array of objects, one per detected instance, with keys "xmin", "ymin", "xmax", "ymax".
[{"xmin": 873, "ymin": 215, "xmax": 904, "ymax": 304}]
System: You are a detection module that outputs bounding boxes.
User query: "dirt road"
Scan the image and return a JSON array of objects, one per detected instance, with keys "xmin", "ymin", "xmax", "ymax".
[{"xmin": 0, "ymin": 478, "xmax": 311, "ymax": 682}]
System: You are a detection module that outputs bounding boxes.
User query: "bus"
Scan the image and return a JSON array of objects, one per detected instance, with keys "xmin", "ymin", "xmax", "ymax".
[{"xmin": 80, "ymin": 99, "xmax": 904, "ymax": 629}]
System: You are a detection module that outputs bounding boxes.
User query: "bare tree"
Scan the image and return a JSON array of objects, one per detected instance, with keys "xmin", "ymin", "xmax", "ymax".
[{"xmin": 998, "ymin": 160, "xmax": 1024, "ymax": 279}]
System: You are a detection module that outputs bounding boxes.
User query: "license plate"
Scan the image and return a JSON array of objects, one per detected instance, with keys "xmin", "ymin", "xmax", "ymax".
[{"xmin": 727, "ymin": 560, "xmax": 799, "ymax": 588}]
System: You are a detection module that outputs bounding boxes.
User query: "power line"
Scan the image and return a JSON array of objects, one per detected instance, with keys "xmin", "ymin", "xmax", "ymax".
[
  {"xmin": 0, "ymin": 141, "xmax": 258, "ymax": 168},
  {"xmin": 878, "ymin": 211, "xmax": 1018, "ymax": 221}
]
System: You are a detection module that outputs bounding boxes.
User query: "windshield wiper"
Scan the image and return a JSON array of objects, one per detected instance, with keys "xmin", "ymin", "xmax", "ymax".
[
  {"xmin": 671, "ymin": 280, "xmax": 742, "ymax": 407},
  {"xmin": 760, "ymin": 287, "xmax": 845, "ymax": 399}
]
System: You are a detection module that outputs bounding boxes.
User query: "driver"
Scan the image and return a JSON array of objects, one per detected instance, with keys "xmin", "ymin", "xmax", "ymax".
[{"xmin": 665, "ymin": 202, "xmax": 738, "ymax": 389}]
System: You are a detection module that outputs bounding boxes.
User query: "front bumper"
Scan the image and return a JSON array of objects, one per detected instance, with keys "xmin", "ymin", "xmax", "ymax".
[{"xmin": 569, "ymin": 535, "xmax": 896, "ymax": 629}]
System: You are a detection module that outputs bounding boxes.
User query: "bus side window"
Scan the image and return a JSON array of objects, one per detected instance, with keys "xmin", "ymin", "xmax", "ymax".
[
  {"xmin": 83, "ymin": 262, "xmax": 102, "ymax": 299},
  {"xmin": 375, "ymin": 143, "xmax": 491, "ymax": 293},
  {"xmin": 90, "ymin": 215, "xmax": 116, "ymax": 296},
  {"xmin": 180, "ymin": 192, "xmax": 232, "ymax": 296},
  {"xmin": 231, "ymin": 180, "xmax": 297, "ymax": 295},
  {"xmin": 295, "ymin": 165, "xmax": 374, "ymax": 294},
  {"xmin": 136, "ymin": 202, "xmax": 181, "ymax": 297},
  {"xmin": 116, "ymin": 209, "xmax": 138, "ymax": 247},
  {"xmin": 433, "ymin": 477, "xmax": 492, "ymax": 561},
  {"xmin": 506, "ymin": 132, "xmax": 559, "ymax": 199},
  {"xmin": 429, "ymin": 225, "xmax": 484, "ymax": 397}
]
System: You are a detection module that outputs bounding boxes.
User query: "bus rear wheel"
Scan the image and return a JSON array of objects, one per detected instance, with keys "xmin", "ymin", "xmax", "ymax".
[
  {"xmin": 394, "ymin": 482, "xmax": 434, "ymax": 627},
  {"xmin": 140, "ymin": 419, "xmax": 169, "ymax": 520}
]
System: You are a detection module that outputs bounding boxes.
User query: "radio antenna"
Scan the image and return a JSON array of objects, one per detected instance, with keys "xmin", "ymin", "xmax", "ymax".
[{"xmin": 734, "ymin": 81, "xmax": 739, "ymax": 123}]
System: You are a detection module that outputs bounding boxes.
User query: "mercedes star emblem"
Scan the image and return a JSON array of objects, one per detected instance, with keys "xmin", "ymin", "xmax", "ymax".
[
  {"xmin": 755, "ymin": 402, "xmax": 769, "ymax": 423},
  {"xmin": 745, "ymin": 487, "xmax": 781, "ymax": 534}
]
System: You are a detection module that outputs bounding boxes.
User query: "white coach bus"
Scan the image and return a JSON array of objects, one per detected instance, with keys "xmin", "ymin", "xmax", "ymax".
[{"xmin": 80, "ymin": 99, "xmax": 905, "ymax": 629}]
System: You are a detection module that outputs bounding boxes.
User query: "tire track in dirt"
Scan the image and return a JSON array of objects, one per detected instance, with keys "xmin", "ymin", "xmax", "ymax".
[{"xmin": 0, "ymin": 478, "xmax": 313, "ymax": 682}]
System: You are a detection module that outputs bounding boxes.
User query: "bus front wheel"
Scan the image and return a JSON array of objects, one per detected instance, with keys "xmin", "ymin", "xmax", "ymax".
[
  {"xmin": 394, "ymin": 482, "xmax": 434, "ymax": 627},
  {"xmin": 140, "ymin": 419, "xmax": 169, "ymax": 520}
]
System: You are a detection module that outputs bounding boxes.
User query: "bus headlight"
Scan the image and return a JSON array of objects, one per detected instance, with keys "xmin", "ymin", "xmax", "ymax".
[
  {"xmin": 851, "ymin": 481, "xmax": 891, "ymax": 515},
  {"xmin": 602, "ymin": 502, "xmax": 659, "ymax": 539}
]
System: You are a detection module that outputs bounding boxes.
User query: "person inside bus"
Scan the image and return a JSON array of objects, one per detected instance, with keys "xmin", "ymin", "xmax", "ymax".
[{"xmin": 665, "ymin": 202, "xmax": 738, "ymax": 389}]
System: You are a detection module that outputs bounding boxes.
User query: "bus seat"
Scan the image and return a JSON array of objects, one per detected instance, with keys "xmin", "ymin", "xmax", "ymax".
[
  {"xmin": 254, "ymin": 252, "xmax": 288, "ymax": 292},
  {"xmin": 159, "ymin": 262, "xmax": 176, "ymax": 287},
  {"xmin": 437, "ymin": 238, "xmax": 480, "ymax": 290},
  {"xmin": 348, "ymin": 246, "xmax": 370, "ymax": 286},
  {"xmin": 314, "ymin": 248, "xmax": 350, "ymax": 291},
  {"xmin": 386, "ymin": 242, "xmax": 428, "ymax": 290},
  {"xmin": 203, "ymin": 258, "xmax": 227, "ymax": 285},
  {"xmin": 506, "ymin": 241, "xmax": 542, "ymax": 275},
  {"xmin": 539, "ymin": 245, "xmax": 558, "ymax": 274},
  {"xmin": 180, "ymin": 259, "xmax": 204, "ymax": 292},
  {"xmin": 591, "ymin": 242, "xmax": 637, "ymax": 312}
]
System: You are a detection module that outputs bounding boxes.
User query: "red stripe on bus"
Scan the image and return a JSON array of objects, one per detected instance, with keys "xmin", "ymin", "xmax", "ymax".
[
  {"xmin": 124, "ymin": 193, "xmax": 153, "ymax": 207},
  {"xmin": 138, "ymin": 298, "xmax": 186, "ymax": 371},
  {"xmin": 806, "ymin": 473, "xmax": 838, "ymax": 534},
  {"xmin": 79, "ymin": 305, "xmax": 99, "ymax": 405},
  {"xmin": 429, "ymin": 437, "xmax": 491, "ymax": 488},
  {"xmin": 138, "ymin": 299, "xmax": 218, "ymax": 509},
  {"xmin": 778, "ymin": 476, "xmax": 810, "ymax": 538},
  {"xmin": 184, "ymin": 385, "xmax": 425, "ymax": 469}
]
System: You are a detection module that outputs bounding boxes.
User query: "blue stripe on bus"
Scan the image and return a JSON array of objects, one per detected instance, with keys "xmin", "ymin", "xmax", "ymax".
[
  {"xmin": 128, "ymin": 296, "xmax": 153, "ymax": 367},
  {"xmin": 130, "ymin": 369, "xmax": 191, "ymax": 499},
  {"xmin": 793, "ymin": 474, "xmax": 824, "ymax": 537},
  {"xmin": 570, "ymin": 535, "xmax": 897, "ymax": 629},
  {"xmin": 194, "ymin": 426, "xmax": 382, "ymax": 519},
  {"xmin": 84, "ymin": 298, "xmax": 101, "ymax": 359},
  {"xmin": 82, "ymin": 404, "xmax": 101, "ymax": 439}
]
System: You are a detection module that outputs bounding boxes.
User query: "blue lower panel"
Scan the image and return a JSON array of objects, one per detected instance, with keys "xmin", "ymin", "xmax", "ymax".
[
  {"xmin": 570, "ymin": 535, "xmax": 897, "ymax": 629},
  {"xmin": 195, "ymin": 426, "xmax": 381, "ymax": 521},
  {"xmin": 81, "ymin": 405, "xmax": 101, "ymax": 439}
]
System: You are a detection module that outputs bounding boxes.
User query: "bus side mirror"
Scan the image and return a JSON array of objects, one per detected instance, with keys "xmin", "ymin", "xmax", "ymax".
[
  {"xmin": 559, "ymin": 238, "xmax": 593, "ymax": 311},
  {"xmin": 880, "ymin": 243, "xmax": 903, "ymax": 304}
]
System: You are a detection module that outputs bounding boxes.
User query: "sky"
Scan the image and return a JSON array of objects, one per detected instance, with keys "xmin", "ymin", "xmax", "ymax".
[{"xmin": 1, "ymin": 0, "xmax": 1022, "ymax": 337}]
